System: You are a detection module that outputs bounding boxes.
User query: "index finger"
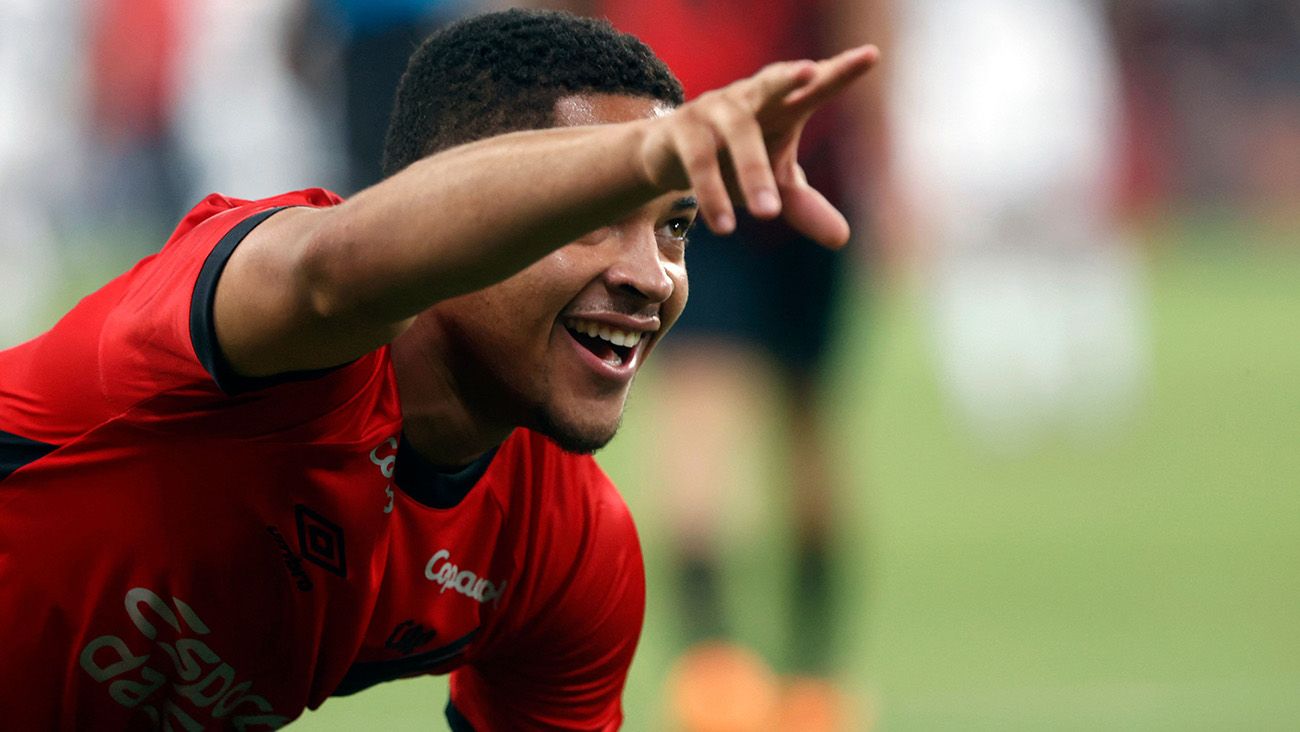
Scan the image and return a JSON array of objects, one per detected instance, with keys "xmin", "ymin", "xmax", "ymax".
[
  {"xmin": 781, "ymin": 45, "xmax": 879, "ymax": 112},
  {"xmin": 742, "ymin": 59, "xmax": 819, "ymax": 109}
]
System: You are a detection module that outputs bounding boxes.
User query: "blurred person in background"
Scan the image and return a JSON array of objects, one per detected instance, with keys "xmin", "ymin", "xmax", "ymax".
[
  {"xmin": 1112, "ymin": 0, "xmax": 1300, "ymax": 219},
  {"xmin": 536, "ymin": 1, "xmax": 888, "ymax": 729},
  {"xmin": 0, "ymin": 0, "xmax": 84, "ymax": 347},
  {"xmin": 887, "ymin": 0, "xmax": 1148, "ymax": 448},
  {"xmin": 305, "ymin": 0, "xmax": 474, "ymax": 194},
  {"xmin": 171, "ymin": 0, "xmax": 346, "ymax": 206},
  {"xmin": 83, "ymin": 0, "xmax": 190, "ymax": 249}
]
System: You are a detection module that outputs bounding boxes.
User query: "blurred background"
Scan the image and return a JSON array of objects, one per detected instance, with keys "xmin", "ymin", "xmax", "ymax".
[{"xmin": 3, "ymin": 0, "xmax": 1298, "ymax": 729}]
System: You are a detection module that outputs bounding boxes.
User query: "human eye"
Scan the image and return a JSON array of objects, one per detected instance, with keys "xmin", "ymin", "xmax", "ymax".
[
  {"xmin": 657, "ymin": 196, "xmax": 698, "ymax": 253},
  {"xmin": 660, "ymin": 216, "xmax": 695, "ymax": 243}
]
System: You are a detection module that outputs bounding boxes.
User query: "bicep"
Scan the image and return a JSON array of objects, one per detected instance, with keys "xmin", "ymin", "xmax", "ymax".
[{"xmin": 213, "ymin": 206, "xmax": 410, "ymax": 379}]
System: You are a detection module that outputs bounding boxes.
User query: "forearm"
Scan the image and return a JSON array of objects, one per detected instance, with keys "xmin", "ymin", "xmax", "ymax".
[{"xmin": 304, "ymin": 121, "xmax": 660, "ymax": 325}]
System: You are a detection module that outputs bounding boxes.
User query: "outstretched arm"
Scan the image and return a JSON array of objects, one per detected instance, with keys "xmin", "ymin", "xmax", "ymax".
[{"xmin": 214, "ymin": 46, "xmax": 878, "ymax": 378}]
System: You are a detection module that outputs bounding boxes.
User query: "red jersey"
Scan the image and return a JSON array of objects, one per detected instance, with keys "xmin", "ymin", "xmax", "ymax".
[{"xmin": 0, "ymin": 190, "xmax": 645, "ymax": 730}]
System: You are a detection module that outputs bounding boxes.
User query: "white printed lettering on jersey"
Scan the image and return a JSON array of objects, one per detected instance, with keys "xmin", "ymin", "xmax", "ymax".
[
  {"xmin": 369, "ymin": 437, "xmax": 398, "ymax": 513},
  {"xmin": 424, "ymin": 549, "xmax": 507, "ymax": 604},
  {"xmin": 369, "ymin": 438, "xmax": 397, "ymax": 478},
  {"xmin": 79, "ymin": 587, "xmax": 290, "ymax": 730}
]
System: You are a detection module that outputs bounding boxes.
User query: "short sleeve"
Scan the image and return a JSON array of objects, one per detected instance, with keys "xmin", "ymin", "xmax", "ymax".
[
  {"xmin": 98, "ymin": 190, "xmax": 346, "ymax": 408},
  {"xmin": 447, "ymin": 475, "xmax": 645, "ymax": 731},
  {"xmin": 0, "ymin": 190, "xmax": 348, "ymax": 443}
]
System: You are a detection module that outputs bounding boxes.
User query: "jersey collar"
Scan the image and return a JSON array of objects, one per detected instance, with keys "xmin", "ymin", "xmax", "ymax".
[{"xmin": 392, "ymin": 434, "xmax": 499, "ymax": 509}]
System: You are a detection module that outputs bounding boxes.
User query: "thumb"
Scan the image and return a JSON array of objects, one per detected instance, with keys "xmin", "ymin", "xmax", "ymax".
[{"xmin": 779, "ymin": 171, "xmax": 851, "ymax": 249}]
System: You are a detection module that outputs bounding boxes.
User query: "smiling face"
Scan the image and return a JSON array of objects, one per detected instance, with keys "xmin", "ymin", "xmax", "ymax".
[{"xmin": 423, "ymin": 93, "xmax": 694, "ymax": 453}]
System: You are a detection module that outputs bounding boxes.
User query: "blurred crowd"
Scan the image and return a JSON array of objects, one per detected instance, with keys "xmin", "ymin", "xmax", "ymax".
[
  {"xmin": 1, "ymin": 1, "xmax": 1298, "ymax": 728},
  {"xmin": 1113, "ymin": 1, "xmax": 1300, "ymax": 216}
]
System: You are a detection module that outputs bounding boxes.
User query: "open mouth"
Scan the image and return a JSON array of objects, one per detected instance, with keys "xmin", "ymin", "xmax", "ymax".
[{"xmin": 564, "ymin": 318, "xmax": 646, "ymax": 368}]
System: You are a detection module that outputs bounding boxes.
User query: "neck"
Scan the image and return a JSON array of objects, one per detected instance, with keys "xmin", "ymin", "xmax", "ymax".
[{"xmin": 390, "ymin": 316, "xmax": 512, "ymax": 468}]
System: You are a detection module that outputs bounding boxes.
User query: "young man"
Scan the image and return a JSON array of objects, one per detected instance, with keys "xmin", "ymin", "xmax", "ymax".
[{"xmin": 0, "ymin": 9, "xmax": 875, "ymax": 730}]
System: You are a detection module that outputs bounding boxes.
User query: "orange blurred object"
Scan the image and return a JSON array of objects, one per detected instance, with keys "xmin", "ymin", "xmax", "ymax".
[
  {"xmin": 774, "ymin": 676, "xmax": 869, "ymax": 732},
  {"xmin": 666, "ymin": 642, "xmax": 782, "ymax": 732}
]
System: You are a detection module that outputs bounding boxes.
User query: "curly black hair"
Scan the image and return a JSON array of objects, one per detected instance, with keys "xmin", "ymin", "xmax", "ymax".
[{"xmin": 381, "ymin": 8, "xmax": 684, "ymax": 178}]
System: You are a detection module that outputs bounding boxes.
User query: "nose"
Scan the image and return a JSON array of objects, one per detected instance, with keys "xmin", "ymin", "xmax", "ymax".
[{"xmin": 603, "ymin": 226, "xmax": 675, "ymax": 304}]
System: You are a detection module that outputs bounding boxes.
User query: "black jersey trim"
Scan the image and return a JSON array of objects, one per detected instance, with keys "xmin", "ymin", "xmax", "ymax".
[
  {"xmin": 333, "ymin": 629, "xmax": 478, "ymax": 697},
  {"xmin": 0, "ymin": 428, "xmax": 57, "ymax": 481},
  {"xmin": 188, "ymin": 206, "xmax": 337, "ymax": 395},
  {"xmin": 392, "ymin": 435, "xmax": 498, "ymax": 509},
  {"xmin": 445, "ymin": 700, "xmax": 476, "ymax": 731}
]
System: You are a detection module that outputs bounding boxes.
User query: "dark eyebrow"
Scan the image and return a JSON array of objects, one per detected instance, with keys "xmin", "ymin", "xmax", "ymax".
[{"xmin": 670, "ymin": 196, "xmax": 698, "ymax": 212}]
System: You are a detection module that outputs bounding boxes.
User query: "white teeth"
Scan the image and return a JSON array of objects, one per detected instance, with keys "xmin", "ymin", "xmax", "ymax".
[{"xmin": 568, "ymin": 319, "xmax": 646, "ymax": 349}]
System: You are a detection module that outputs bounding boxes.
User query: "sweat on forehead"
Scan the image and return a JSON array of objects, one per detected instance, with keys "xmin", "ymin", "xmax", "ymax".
[{"xmin": 553, "ymin": 94, "xmax": 677, "ymax": 128}]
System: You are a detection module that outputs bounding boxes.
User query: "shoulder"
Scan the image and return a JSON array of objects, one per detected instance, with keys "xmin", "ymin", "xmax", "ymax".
[
  {"xmin": 0, "ymin": 188, "xmax": 346, "ymax": 438},
  {"xmin": 172, "ymin": 188, "xmax": 344, "ymax": 241},
  {"xmin": 490, "ymin": 429, "xmax": 643, "ymax": 613},
  {"xmin": 152, "ymin": 188, "xmax": 345, "ymax": 290},
  {"xmin": 102, "ymin": 186, "xmax": 385, "ymax": 424},
  {"xmin": 449, "ymin": 434, "xmax": 643, "ymax": 728}
]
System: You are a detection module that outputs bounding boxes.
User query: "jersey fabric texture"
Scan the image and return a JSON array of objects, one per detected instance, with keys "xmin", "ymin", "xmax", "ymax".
[
  {"xmin": 598, "ymin": 0, "xmax": 848, "ymax": 372},
  {"xmin": 0, "ymin": 189, "xmax": 645, "ymax": 731}
]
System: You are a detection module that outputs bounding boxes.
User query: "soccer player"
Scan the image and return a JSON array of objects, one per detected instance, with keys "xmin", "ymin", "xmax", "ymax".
[{"xmin": 0, "ymin": 8, "xmax": 876, "ymax": 731}]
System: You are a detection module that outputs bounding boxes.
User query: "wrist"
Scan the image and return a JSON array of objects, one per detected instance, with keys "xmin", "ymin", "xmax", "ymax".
[{"xmin": 631, "ymin": 115, "xmax": 688, "ymax": 194}]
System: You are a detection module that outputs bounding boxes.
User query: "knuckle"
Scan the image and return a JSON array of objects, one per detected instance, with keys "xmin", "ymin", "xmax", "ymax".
[
  {"xmin": 675, "ymin": 100, "xmax": 712, "ymax": 125},
  {"xmin": 715, "ymin": 96, "xmax": 753, "ymax": 126},
  {"xmin": 691, "ymin": 89, "xmax": 724, "ymax": 110}
]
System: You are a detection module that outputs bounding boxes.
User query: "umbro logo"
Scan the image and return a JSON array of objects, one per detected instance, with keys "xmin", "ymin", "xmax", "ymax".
[{"xmin": 295, "ymin": 504, "xmax": 347, "ymax": 578}]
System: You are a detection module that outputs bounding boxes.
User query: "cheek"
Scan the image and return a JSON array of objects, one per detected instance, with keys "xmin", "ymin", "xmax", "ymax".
[
  {"xmin": 655, "ymin": 271, "xmax": 686, "ymax": 335},
  {"xmin": 512, "ymin": 252, "xmax": 584, "ymax": 308},
  {"xmin": 448, "ymin": 283, "xmax": 544, "ymax": 352},
  {"xmin": 663, "ymin": 267, "xmax": 689, "ymax": 331},
  {"xmin": 492, "ymin": 266, "xmax": 566, "ymax": 320}
]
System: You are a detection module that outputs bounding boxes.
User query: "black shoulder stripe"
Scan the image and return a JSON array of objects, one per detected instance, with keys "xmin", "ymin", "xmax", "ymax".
[
  {"xmin": 189, "ymin": 207, "xmax": 286, "ymax": 394},
  {"xmin": 445, "ymin": 700, "xmax": 476, "ymax": 732},
  {"xmin": 0, "ymin": 428, "xmax": 57, "ymax": 481},
  {"xmin": 188, "ymin": 206, "xmax": 351, "ymax": 395}
]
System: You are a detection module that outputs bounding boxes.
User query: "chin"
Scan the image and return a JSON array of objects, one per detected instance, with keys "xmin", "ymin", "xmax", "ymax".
[{"xmin": 530, "ymin": 405, "xmax": 623, "ymax": 455}]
